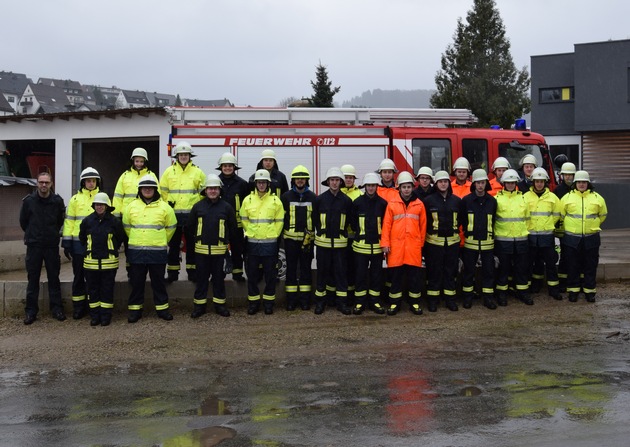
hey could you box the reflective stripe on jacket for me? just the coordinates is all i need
[112,168,158,217]
[159,162,206,215]
[494,189,530,241]
[351,193,388,255]
[123,196,177,264]
[380,194,426,267]
[561,188,607,237]
[240,190,284,242]
[62,187,99,250]
[524,187,561,239]
[460,192,497,251]
[423,191,461,247]
[313,189,353,249]
[79,211,126,270]
[281,188,316,242]
[188,197,237,256]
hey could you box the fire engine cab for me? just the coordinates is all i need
[166,107,555,191]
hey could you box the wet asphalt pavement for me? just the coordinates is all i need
[2,339,630,447]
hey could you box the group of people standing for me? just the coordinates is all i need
[19,144,607,325]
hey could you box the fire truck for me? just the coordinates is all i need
[166,107,555,191]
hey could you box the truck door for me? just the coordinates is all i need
[410,138,453,174]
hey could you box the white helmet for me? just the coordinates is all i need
[259,149,276,161]
[433,170,451,183]
[91,192,111,207]
[130,147,148,161]
[573,170,591,183]
[452,157,471,172]
[321,167,344,185]
[415,166,433,179]
[471,169,489,183]
[531,167,550,181]
[340,164,358,178]
[204,173,223,188]
[519,154,538,167]
[80,167,100,180]
[377,158,398,173]
[172,141,194,157]
[138,174,159,189]
[500,169,521,183]
[254,169,271,182]
[396,171,415,186]
[216,152,240,169]
[560,162,577,175]
[361,172,381,187]
[491,157,511,171]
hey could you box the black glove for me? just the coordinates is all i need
[168,201,175,208]
[224,252,233,274]
[63,248,72,261]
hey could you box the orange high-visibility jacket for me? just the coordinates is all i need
[380,194,426,267]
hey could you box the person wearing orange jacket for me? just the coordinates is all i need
[489,157,511,197]
[450,157,472,198]
[376,158,399,203]
[380,171,427,316]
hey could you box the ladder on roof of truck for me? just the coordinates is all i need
[166,107,478,127]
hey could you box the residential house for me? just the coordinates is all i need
[145,92,177,107]
[19,83,73,114]
[38,78,84,105]
[0,71,33,113]
[0,94,14,116]
[83,85,121,109]
[116,90,150,108]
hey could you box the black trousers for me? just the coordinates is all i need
[388,264,422,302]
[245,254,278,301]
[167,224,196,275]
[194,254,227,305]
[496,241,529,293]
[529,245,560,291]
[230,227,245,276]
[25,245,63,316]
[71,253,87,303]
[85,269,117,315]
[354,252,384,305]
[461,248,495,298]
[315,247,347,302]
[424,243,459,301]
[564,241,599,294]
[128,263,169,312]
[284,239,313,301]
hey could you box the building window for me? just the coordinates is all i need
[8,96,15,103]
[540,87,574,103]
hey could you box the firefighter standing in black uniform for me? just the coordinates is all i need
[350,172,388,315]
[459,169,498,309]
[248,149,289,197]
[313,167,353,315]
[188,174,238,318]
[79,192,127,326]
[281,165,317,311]
[423,170,462,312]
[216,152,250,282]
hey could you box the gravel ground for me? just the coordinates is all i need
[2,281,630,371]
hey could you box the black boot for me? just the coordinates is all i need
[568,292,579,302]
[89,309,100,326]
[100,312,112,326]
[483,296,497,310]
[370,301,386,315]
[445,298,459,312]
[299,293,311,311]
[214,304,230,317]
[386,303,400,316]
[585,292,596,303]
[353,302,365,315]
[191,304,207,318]
[157,310,173,321]
[517,291,534,305]
[187,270,197,283]
[314,299,326,315]
[496,291,508,306]
[529,279,543,294]
[166,271,179,283]
[336,297,351,315]
[285,293,298,311]
[462,294,473,309]
[427,299,438,313]
[247,301,261,315]
[73,301,88,320]
[263,301,274,315]
[409,302,423,315]
[232,272,246,283]
[128,311,142,323]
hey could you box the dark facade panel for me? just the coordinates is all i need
[531,53,576,136]
[574,40,630,131]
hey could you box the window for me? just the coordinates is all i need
[412,138,451,174]
[462,139,488,171]
[8,96,15,103]
[540,87,574,103]
[498,143,545,172]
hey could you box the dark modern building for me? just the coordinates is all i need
[531,39,630,228]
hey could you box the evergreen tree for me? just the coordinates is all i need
[175,94,182,106]
[430,0,530,128]
[309,62,340,107]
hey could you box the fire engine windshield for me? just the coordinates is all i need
[499,143,546,171]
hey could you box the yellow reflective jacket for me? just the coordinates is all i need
[159,162,206,217]
[523,187,561,235]
[112,168,158,217]
[123,196,177,264]
[561,188,607,237]
[494,189,530,241]
[240,191,284,242]
[62,187,100,250]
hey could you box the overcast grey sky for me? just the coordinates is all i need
[3,0,629,106]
